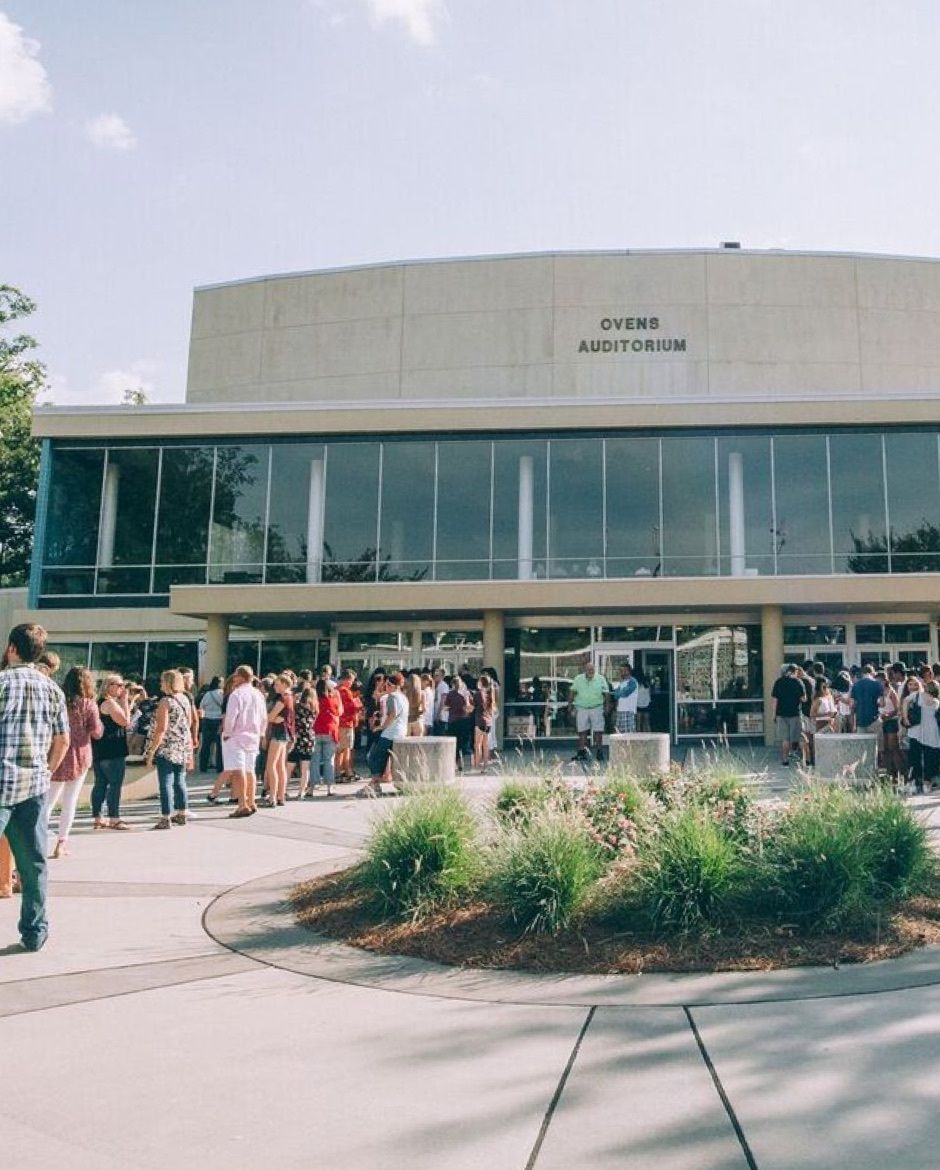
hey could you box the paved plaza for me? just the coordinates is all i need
[3,757,940,1170]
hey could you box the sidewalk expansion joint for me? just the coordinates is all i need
[684,1006,758,1170]
[524,1005,596,1170]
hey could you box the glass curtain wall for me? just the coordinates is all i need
[39,430,940,600]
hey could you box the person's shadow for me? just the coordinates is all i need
[0,942,29,956]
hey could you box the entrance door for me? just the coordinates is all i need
[856,644,931,669]
[594,643,673,738]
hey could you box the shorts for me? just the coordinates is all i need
[881,717,900,735]
[615,711,636,734]
[270,725,289,742]
[576,707,605,735]
[775,715,802,744]
[367,736,394,777]
[338,726,355,751]
[221,741,256,773]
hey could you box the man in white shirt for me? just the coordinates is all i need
[432,667,450,736]
[219,665,268,817]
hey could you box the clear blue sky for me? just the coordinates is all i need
[3,0,940,405]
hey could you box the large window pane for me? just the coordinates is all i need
[259,639,320,675]
[548,438,603,577]
[323,443,379,581]
[772,435,830,574]
[155,447,213,580]
[45,448,104,568]
[379,441,434,581]
[146,641,198,685]
[267,442,324,574]
[605,437,661,578]
[96,447,159,595]
[90,641,146,682]
[209,444,268,584]
[435,441,491,580]
[717,437,774,577]
[661,437,717,576]
[829,433,887,574]
[492,439,547,579]
[675,625,763,737]
[885,432,940,573]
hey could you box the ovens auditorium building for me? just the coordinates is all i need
[24,249,940,743]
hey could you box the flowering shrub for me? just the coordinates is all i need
[580,784,641,859]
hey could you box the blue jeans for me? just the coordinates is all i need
[0,795,48,947]
[312,736,336,784]
[155,757,188,816]
[91,756,126,819]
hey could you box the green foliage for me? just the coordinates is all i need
[0,285,44,587]
[358,787,480,920]
[632,807,747,933]
[580,776,647,859]
[766,787,874,929]
[848,787,932,899]
[493,778,557,827]
[490,807,603,935]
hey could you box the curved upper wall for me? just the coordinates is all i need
[186,250,940,405]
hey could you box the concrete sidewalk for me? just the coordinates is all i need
[2,769,940,1169]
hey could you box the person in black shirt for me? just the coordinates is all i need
[771,664,806,766]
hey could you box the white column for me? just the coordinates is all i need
[517,455,534,580]
[204,615,229,685]
[306,458,325,584]
[728,451,746,576]
[97,463,120,569]
[483,610,506,747]
[761,605,784,748]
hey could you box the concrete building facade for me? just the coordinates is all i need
[25,249,940,743]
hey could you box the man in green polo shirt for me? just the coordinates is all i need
[569,661,610,760]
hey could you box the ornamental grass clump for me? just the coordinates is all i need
[632,806,748,934]
[766,786,872,930]
[490,806,604,935]
[848,787,933,900]
[358,787,481,921]
[493,778,557,828]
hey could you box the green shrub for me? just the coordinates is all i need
[358,787,480,920]
[580,777,647,859]
[849,787,932,899]
[767,787,871,929]
[493,779,554,828]
[633,807,747,933]
[490,807,603,934]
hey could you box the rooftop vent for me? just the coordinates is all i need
[720,241,741,249]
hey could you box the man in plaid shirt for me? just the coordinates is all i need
[0,624,69,951]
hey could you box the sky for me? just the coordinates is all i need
[3,0,940,406]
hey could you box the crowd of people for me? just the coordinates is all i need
[0,620,509,950]
[771,658,940,789]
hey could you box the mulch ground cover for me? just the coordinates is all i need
[290,865,940,975]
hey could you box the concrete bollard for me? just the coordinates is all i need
[813,733,878,783]
[608,733,671,775]
[390,737,457,786]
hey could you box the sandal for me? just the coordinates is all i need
[93,818,108,830]
[108,820,131,830]
[229,807,252,818]
[153,817,171,830]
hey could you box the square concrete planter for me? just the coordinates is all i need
[608,733,671,775]
[814,733,878,783]
[390,737,457,785]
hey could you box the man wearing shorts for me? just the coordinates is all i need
[220,665,268,817]
[569,661,610,760]
[771,663,806,766]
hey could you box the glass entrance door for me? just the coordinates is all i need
[593,643,673,738]
[856,644,931,669]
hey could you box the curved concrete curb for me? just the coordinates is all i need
[204,856,940,1008]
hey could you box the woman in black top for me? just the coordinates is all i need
[91,674,132,829]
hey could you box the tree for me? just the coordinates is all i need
[122,386,148,406]
[0,286,44,587]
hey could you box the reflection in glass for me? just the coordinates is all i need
[260,640,320,675]
[829,433,886,574]
[605,437,660,577]
[45,448,104,566]
[773,435,831,574]
[885,432,940,573]
[717,437,773,577]
[661,437,717,576]
[209,444,268,584]
[436,441,491,579]
[90,641,146,681]
[548,438,603,577]
[492,440,547,579]
[379,442,434,580]
[267,443,324,575]
[155,447,213,569]
[322,443,379,581]
[675,625,763,736]
[145,641,199,684]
